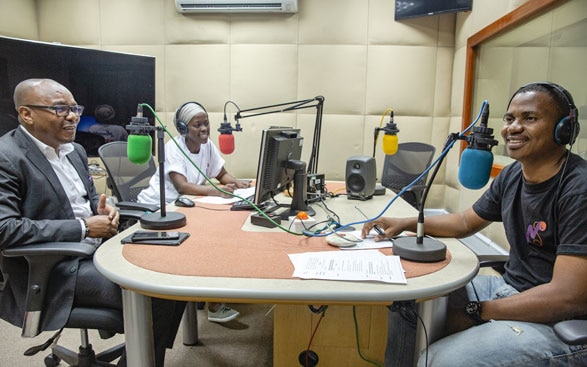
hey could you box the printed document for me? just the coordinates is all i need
[289,250,407,284]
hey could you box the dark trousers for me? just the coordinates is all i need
[75,259,186,367]
[385,301,417,367]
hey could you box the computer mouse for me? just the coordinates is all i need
[174,197,195,208]
[326,232,362,248]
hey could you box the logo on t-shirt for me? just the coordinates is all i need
[526,221,547,247]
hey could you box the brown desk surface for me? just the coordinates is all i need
[122,202,451,280]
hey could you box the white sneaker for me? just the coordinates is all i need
[207,304,240,323]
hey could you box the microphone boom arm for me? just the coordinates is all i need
[232,96,325,174]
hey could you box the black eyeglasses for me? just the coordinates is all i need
[24,104,84,117]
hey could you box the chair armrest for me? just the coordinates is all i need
[2,242,96,258]
[478,254,509,274]
[404,184,427,193]
[119,209,149,221]
[116,201,159,213]
[553,320,587,345]
[478,254,509,267]
[2,242,95,337]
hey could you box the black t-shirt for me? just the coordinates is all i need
[473,153,587,292]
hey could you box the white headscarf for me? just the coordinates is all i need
[176,102,206,126]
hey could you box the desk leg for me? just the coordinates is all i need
[122,289,155,367]
[182,301,199,345]
[415,297,447,363]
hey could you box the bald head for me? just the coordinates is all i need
[13,78,79,150]
[14,78,70,110]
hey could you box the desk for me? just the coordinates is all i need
[94,187,479,366]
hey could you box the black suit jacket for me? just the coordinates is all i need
[0,127,100,330]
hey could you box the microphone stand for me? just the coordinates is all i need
[391,133,460,262]
[129,124,186,230]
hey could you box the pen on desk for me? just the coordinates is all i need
[354,206,385,236]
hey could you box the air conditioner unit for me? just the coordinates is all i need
[175,0,298,13]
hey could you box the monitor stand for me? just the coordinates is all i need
[277,168,315,220]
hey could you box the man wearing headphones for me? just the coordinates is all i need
[138,101,248,323]
[363,82,587,367]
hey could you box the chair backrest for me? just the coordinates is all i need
[380,142,436,208]
[98,141,156,202]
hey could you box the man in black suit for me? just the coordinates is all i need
[0,78,185,366]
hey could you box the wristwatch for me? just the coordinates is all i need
[465,301,485,325]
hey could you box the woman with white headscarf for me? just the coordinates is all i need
[138,102,249,204]
[138,102,248,323]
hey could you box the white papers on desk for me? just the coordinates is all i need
[194,186,256,204]
[289,250,407,284]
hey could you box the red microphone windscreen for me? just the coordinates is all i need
[218,133,235,154]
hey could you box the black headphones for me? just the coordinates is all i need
[509,82,580,146]
[174,101,208,135]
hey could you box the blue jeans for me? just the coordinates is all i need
[386,275,587,367]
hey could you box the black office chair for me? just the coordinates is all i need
[98,141,159,224]
[98,141,200,346]
[98,141,155,204]
[1,242,125,367]
[554,320,587,345]
[380,142,436,209]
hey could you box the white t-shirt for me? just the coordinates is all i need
[137,136,225,205]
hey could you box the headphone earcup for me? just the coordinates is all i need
[176,120,188,135]
[554,116,574,145]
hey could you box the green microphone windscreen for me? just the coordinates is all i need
[127,134,152,164]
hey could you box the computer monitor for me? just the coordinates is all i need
[254,127,315,219]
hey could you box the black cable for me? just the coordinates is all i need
[552,149,571,247]
[416,311,430,367]
[308,305,327,314]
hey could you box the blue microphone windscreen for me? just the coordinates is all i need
[127,134,152,165]
[459,148,493,190]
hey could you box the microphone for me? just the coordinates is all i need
[381,111,399,155]
[126,104,153,164]
[458,102,498,189]
[218,119,235,155]
[218,102,242,155]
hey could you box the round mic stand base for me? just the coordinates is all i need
[140,212,187,230]
[392,236,447,262]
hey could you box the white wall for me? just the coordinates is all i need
[0,0,531,246]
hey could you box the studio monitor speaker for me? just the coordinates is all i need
[345,156,376,200]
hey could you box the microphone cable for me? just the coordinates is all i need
[373,108,394,157]
[302,100,488,238]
